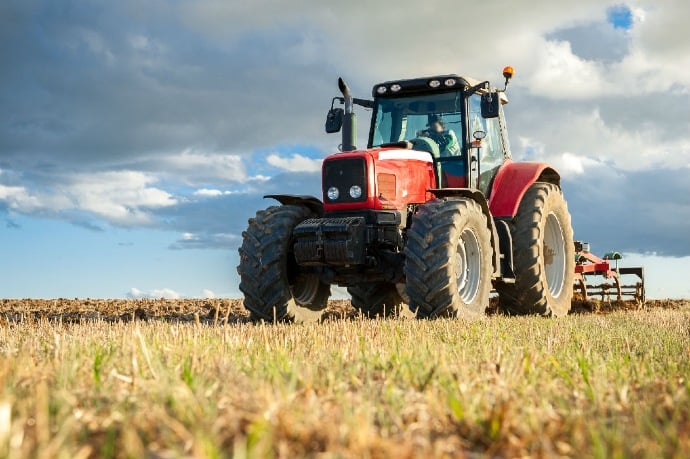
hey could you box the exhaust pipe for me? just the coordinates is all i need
[338,77,356,151]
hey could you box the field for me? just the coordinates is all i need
[0,299,688,458]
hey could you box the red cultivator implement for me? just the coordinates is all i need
[573,241,645,303]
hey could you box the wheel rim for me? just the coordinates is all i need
[543,212,566,298]
[290,274,321,305]
[456,228,481,304]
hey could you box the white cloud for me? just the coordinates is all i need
[193,188,223,197]
[552,152,602,177]
[529,40,609,99]
[68,171,176,224]
[266,153,322,172]
[163,150,248,184]
[512,106,690,173]
[0,170,176,225]
[192,188,239,197]
[530,2,690,98]
[127,287,181,299]
[630,6,647,24]
[201,289,216,299]
[0,184,47,212]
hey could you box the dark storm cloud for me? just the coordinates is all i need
[563,167,690,256]
[0,2,340,171]
[547,21,630,62]
[595,92,690,140]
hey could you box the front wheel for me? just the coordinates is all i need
[496,183,574,316]
[238,205,330,323]
[404,198,493,319]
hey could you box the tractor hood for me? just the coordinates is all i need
[322,148,436,213]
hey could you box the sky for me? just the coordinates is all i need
[1,1,689,300]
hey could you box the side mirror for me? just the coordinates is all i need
[480,93,500,119]
[325,107,344,133]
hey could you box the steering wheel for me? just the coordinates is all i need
[409,137,440,158]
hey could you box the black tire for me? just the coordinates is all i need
[348,282,404,318]
[404,198,493,319]
[237,205,330,323]
[495,183,574,316]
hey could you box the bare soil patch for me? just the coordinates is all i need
[0,298,686,323]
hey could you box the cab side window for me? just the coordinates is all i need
[469,94,506,194]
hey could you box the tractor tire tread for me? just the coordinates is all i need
[404,198,492,319]
[495,183,574,316]
[347,283,404,318]
[238,205,329,322]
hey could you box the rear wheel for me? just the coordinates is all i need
[238,205,330,322]
[404,198,493,319]
[348,282,404,318]
[496,183,574,316]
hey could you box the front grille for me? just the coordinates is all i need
[323,158,367,203]
[293,217,366,266]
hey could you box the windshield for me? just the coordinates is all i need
[369,91,464,154]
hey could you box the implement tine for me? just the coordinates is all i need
[618,266,645,303]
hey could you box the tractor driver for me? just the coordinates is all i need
[418,114,460,157]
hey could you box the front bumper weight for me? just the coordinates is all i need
[293,217,366,266]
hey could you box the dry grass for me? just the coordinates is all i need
[0,299,688,458]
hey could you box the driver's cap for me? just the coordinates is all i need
[427,114,444,126]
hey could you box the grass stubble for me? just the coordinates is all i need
[0,299,688,458]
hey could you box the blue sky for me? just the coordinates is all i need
[608,5,634,29]
[1,1,689,299]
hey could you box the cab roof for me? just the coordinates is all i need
[372,74,508,104]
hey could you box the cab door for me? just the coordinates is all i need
[468,94,510,195]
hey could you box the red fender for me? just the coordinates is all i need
[488,160,560,218]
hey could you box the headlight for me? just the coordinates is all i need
[444,78,457,87]
[428,79,441,88]
[376,86,387,94]
[349,185,362,199]
[390,84,401,92]
[327,186,339,200]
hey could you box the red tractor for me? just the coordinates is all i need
[238,68,575,321]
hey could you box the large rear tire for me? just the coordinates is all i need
[348,282,404,318]
[496,183,574,316]
[404,198,493,319]
[238,205,330,323]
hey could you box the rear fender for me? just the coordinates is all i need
[264,194,325,217]
[488,161,560,218]
[429,188,500,277]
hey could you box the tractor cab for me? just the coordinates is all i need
[368,75,512,196]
